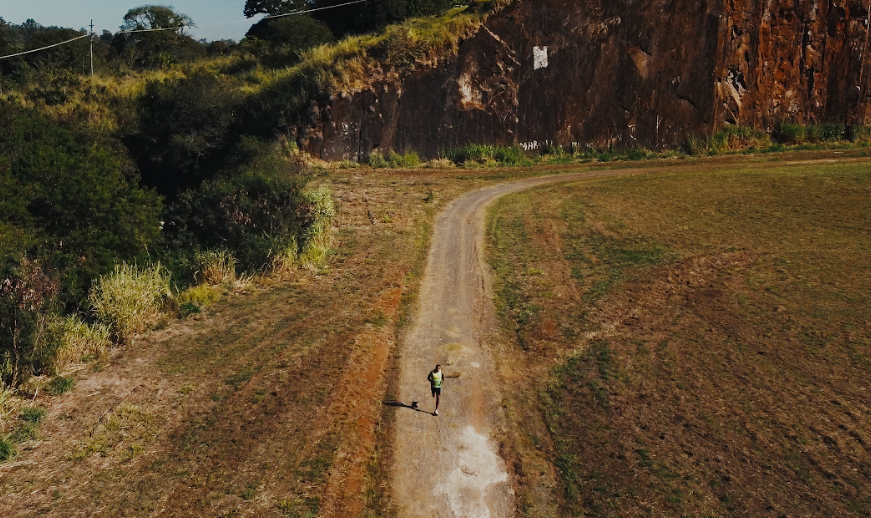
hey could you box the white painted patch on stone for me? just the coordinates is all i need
[458,72,474,103]
[471,362,481,368]
[436,426,510,518]
[533,46,548,70]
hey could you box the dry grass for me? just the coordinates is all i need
[196,249,238,286]
[487,161,871,516]
[89,263,171,343]
[51,315,112,372]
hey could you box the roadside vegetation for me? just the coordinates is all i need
[487,161,871,516]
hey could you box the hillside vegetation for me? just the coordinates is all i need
[487,162,871,516]
[0,1,500,399]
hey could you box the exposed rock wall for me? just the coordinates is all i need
[303,0,871,160]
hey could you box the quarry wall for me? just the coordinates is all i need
[303,0,871,159]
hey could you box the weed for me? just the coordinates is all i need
[178,301,201,317]
[270,236,300,275]
[226,366,255,388]
[46,376,75,396]
[0,439,15,462]
[21,407,46,423]
[177,284,220,311]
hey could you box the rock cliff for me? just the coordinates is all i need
[302,0,871,159]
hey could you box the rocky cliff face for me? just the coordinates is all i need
[302,0,871,159]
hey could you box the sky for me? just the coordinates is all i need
[0,1,265,42]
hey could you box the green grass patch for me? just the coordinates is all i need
[46,376,75,396]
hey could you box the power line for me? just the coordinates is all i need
[0,0,370,61]
[0,34,89,61]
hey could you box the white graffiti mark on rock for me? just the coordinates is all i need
[533,46,548,70]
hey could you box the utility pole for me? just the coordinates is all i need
[89,19,94,77]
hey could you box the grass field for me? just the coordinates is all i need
[487,161,871,516]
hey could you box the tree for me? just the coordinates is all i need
[128,73,245,195]
[121,5,193,32]
[244,0,310,18]
[113,5,200,68]
[244,16,334,66]
[0,103,163,308]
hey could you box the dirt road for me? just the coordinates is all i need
[391,169,642,517]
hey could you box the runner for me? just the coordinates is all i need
[427,364,443,416]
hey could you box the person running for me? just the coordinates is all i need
[427,364,443,416]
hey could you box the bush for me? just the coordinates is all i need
[0,258,59,387]
[443,144,523,165]
[51,315,111,370]
[776,123,806,144]
[710,125,770,152]
[89,263,170,342]
[162,172,311,272]
[129,74,246,196]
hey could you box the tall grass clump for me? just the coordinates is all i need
[443,144,524,165]
[269,236,299,275]
[299,187,336,270]
[367,150,421,168]
[51,315,112,370]
[89,263,171,342]
[196,249,237,285]
[776,122,846,144]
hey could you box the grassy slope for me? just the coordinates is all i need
[487,162,871,516]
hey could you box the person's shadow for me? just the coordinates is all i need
[384,400,429,413]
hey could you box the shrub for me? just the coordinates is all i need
[130,73,246,196]
[443,144,523,165]
[367,151,390,168]
[0,258,59,387]
[776,123,807,144]
[51,315,112,371]
[196,249,237,285]
[162,172,311,272]
[387,151,421,168]
[299,187,336,270]
[710,125,770,152]
[89,263,170,342]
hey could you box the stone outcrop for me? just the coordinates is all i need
[302,0,871,159]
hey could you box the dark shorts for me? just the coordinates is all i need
[431,387,442,396]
